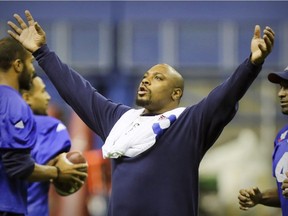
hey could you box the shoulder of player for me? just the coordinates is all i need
[35,115,67,132]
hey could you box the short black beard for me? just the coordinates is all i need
[19,64,31,90]
[135,98,151,107]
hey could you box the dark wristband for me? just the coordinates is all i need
[55,166,60,180]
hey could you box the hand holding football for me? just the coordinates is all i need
[53,151,88,196]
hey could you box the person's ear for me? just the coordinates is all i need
[12,59,24,73]
[171,88,182,101]
[22,91,31,105]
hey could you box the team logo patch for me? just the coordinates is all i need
[56,123,67,132]
[278,130,288,142]
[152,114,176,138]
[14,120,24,129]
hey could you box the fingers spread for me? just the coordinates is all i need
[74,163,88,170]
[7,30,19,41]
[72,176,85,185]
[13,13,27,29]
[7,21,22,34]
[25,10,35,26]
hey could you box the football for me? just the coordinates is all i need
[53,151,88,196]
[66,151,87,164]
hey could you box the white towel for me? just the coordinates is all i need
[102,107,185,158]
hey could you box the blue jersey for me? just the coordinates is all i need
[0,85,37,214]
[34,45,262,216]
[27,115,71,216]
[272,125,288,216]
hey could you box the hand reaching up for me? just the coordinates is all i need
[7,10,46,53]
[250,25,275,65]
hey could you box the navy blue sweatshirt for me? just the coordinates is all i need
[34,45,262,216]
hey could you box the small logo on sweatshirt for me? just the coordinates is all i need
[15,120,24,129]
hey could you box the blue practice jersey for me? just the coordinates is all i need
[27,115,71,216]
[0,85,37,214]
[273,125,288,216]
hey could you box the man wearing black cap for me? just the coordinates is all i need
[238,67,288,216]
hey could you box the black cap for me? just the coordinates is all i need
[268,66,288,84]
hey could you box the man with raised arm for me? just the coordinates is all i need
[8,10,274,216]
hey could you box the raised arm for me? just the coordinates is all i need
[195,25,274,153]
[206,24,274,108]
[7,10,131,139]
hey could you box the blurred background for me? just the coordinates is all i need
[1,1,288,215]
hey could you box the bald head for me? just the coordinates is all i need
[136,63,184,114]
[161,63,184,94]
[149,63,184,100]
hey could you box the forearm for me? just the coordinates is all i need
[2,150,58,181]
[33,45,94,109]
[1,149,35,179]
[215,57,262,104]
[203,57,262,124]
[28,163,58,181]
[200,58,262,147]
[32,45,128,137]
[259,188,281,207]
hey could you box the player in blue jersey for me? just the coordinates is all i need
[0,37,87,216]
[238,67,288,216]
[21,76,83,216]
[8,10,274,216]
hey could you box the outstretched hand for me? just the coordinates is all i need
[250,25,275,65]
[7,10,46,53]
[238,187,262,210]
